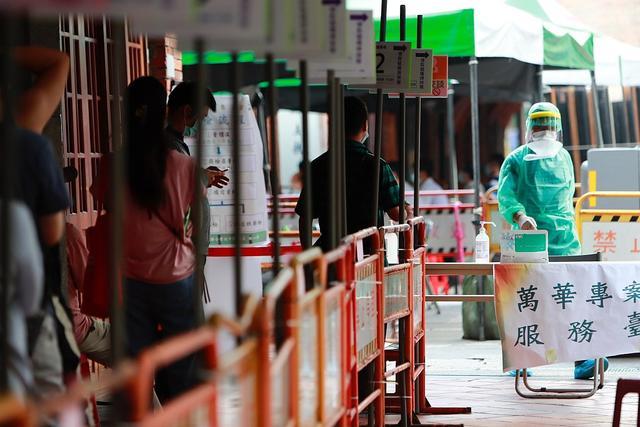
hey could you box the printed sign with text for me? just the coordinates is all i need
[495,262,640,371]
[374,42,411,89]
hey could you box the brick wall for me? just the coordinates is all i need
[149,34,183,92]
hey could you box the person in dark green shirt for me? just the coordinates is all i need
[296,96,412,251]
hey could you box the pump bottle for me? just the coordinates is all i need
[475,221,496,263]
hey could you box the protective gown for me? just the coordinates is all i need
[497,144,581,256]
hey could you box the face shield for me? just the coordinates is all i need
[524,103,564,161]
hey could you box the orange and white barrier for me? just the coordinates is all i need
[261,267,298,426]
[378,223,413,416]
[128,328,218,426]
[342,227,385,426]
[408,217,428,414]
[0,395,33,426]
[10,218,473,426]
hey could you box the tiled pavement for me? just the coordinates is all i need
[410,302,640,426]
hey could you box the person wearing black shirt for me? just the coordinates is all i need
[296,96,412,251]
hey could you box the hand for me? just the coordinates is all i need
[404,204,414,219]
[206,166,229,188]
[516,213,537,230]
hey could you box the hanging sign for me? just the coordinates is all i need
[319,0,347,59]
[292,9,374,84]
[372,41,411,89]
[266,0,324,58]
[395,54,448,98]
[389,49,438,98]
[409,49,433,92]
[495,262,640,371]
[172,0,268,46]
[425,55,449,98]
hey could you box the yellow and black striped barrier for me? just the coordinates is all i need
[575,192,640,238]
[578,212,640,224]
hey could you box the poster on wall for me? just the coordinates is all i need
[186,94,268,246]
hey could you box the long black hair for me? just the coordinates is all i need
[125,76,168,211]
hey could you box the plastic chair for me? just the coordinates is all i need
[515,253,606,399]
[612,378,640,426]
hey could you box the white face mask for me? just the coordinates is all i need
[526,140,562,161]
[360,131,369,144]
[531,130,557,141]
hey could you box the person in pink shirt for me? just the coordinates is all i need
[64,166,111,367]
[121,76,202,403]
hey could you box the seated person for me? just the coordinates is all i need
[64,167,110,366]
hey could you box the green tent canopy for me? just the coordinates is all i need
[353,0,595,70]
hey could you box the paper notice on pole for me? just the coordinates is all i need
[351,41,411,91]
[375,42,411,89]
[266,0,324,58]
[409,49,433,92]
[107,0,181,30]
[186,95,268,246]
[318,0,347,59]
[289,9,374,84]
[122,0,268,45]
[388,54,447,98]
[26,0,108,15]
[425,55,448,98]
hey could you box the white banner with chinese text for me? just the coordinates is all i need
[495,262,640,371]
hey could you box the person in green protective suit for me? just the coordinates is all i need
[498,102,580,256]
[498,102,607,380]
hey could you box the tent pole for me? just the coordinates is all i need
[447,85,458,192]
[469,56,485,341]
[537,64,545,102]
[397,7,410,427]
[327,69,337,249]
[334,77,343,243]
[369,1,386,424]
[300,61,312,249]
[399,5,407,226]
[371,0,387,228]
[232,52,243,317]
[255,90,272,195]
[109,20,127,365]
[469,57,481,214]
[193,38,206,324]
[413,15,423,217]
[267,54,281,275]
[0,12,17,392]
[590,70,605,148]
[619,56,629,145]
[339,82,347,240]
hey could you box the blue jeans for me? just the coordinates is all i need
[125,274,199,403]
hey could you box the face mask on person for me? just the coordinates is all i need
[183,120,198,138]
[360,131,369,144]
[525,130,562,161]
[531,130,557,141]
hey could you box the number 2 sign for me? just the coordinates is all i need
[374,42,410,89]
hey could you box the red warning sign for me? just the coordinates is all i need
[427,55,448,98]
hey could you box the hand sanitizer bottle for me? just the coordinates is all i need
[475,221,496,263]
